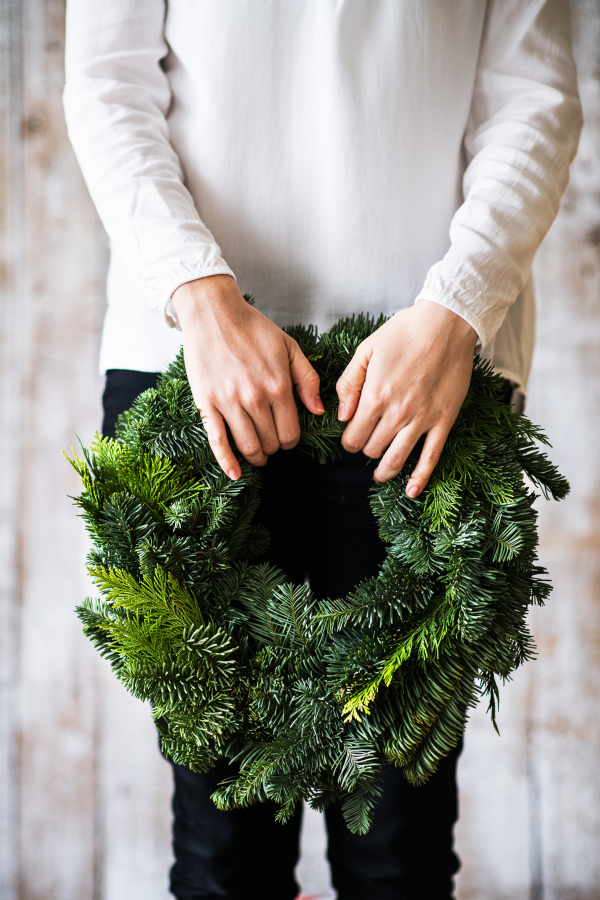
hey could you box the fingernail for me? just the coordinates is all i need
[228,468,240,480]
[338,403,346,420]
[315,395,325,413]
[407,483,420,498]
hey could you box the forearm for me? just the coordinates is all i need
[418,0,583,350]
[63,0,233,322]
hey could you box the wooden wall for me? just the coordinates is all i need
[0,1,598,898]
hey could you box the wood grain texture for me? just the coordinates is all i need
[0,1,598,898]
[0,0,24,896]
[16,0,102,895]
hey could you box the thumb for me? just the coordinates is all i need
[287,339,324,415]
[336,342,371,421]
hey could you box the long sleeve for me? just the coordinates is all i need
[63,0,234,327]
[418,0,583,349]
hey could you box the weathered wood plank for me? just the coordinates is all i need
[100,675,172,900]
[295,804,335,900]
[0,0,25,896]
[12,2,176,896]
[15,0,104,894]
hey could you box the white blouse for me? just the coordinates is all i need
[64,0,582,388]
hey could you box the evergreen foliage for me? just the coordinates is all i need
[68,311,568,834]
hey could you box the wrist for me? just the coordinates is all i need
[172,274,243,327]
[415,298,479,351]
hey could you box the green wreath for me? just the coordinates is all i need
[69,312,568,834]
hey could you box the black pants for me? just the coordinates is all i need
[103,369,462,900]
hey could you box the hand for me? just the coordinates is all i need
[337,300,478,494]
[172,275,324,479]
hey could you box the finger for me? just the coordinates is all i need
[336,341,372,422]
[404,423,449,497]
[201,406,242,480]
[287,339,324,415]
[373,423,423,484]
[244,398,281,456]
[271,390,302,450]
[341,396,381,454]
[361,414,404,460]
[223,406,268,468]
